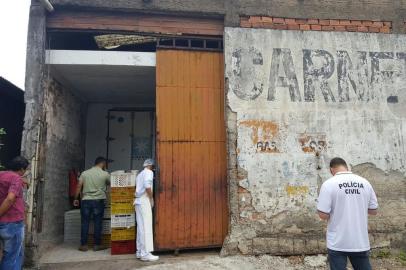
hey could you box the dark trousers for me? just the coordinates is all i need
[328,249,372,270]
[80,199,105,246]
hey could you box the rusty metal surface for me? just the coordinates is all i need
[155,50,227,250]
[47,11,224,36]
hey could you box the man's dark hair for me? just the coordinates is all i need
[329,157,348,169]
[7,156,29,171]
[94,156,107,165]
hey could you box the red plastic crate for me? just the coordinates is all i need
[111,240,136,255]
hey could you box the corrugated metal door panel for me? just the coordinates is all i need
[155,50,228,250]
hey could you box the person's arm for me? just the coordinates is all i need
[368,184,378,215]
[22,177,30,188]
[317,182,332,221]
[368,209,378,215]
[146,188,153,200]
[0,192,17,217]
[73,179,84,206]
[318,211,330,220]
[145,171,154,207]
[0,176,22,216]
[106,172,111,186]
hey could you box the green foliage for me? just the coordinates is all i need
[398,250,406,266]
[373,248,391,259]
[372,249,406,266]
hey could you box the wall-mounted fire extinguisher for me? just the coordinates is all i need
[69,169,80,208]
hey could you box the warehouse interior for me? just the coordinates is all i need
[46,49,156,171]
[39,33,158,256]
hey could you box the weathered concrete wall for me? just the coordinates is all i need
[49,0,406,32]
[223,27,406,255]
[22,3,46,160]
[23,3,47,265]
[39,77,86,246]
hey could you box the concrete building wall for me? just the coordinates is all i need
[223,27,406,255]
[40,78,86,245]
[49,0,406,32]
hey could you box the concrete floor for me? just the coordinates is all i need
[39,243,220,269]
[40,243,133,264]
[37,244,406,270]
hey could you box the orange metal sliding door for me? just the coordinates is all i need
[155,50,228,249]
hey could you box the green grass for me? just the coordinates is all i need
[371,249,406,266]
[374,248,391,259]
[398,250,406,266]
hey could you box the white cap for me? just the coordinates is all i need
[143,159,155,167]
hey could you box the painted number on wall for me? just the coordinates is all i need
[298,133,327,153]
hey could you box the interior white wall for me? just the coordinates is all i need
[85,103,153,172]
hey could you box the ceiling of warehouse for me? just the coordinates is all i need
[46,50,156,105]
[50,64,156,105]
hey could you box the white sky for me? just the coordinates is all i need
[0,1,31,90]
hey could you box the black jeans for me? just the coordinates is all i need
[328,249,372,270]
[80,199,105,246]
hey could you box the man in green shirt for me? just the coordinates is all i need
[73,157,110,251]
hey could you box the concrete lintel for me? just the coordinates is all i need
[45,50,156,67]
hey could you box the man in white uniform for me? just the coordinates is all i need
[317,157,378,270]
[134,159,159,262]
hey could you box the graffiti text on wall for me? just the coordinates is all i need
[239,120,280,153]
[232,48,406,102]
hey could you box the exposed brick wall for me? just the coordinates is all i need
[241,16,392,33]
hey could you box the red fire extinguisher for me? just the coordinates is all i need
[69,169,79,208]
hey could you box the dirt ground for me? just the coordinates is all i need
[35,252,406,270]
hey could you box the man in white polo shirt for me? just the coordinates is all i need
[317,157,378,270]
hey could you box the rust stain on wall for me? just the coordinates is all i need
[298,133,327,153]
[285,185,309,196]
[239,120,280,153]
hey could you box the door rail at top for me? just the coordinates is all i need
[157,37,223,52]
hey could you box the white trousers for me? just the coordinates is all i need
[136,195,153,256]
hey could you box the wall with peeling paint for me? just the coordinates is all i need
[222,27,406,255]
